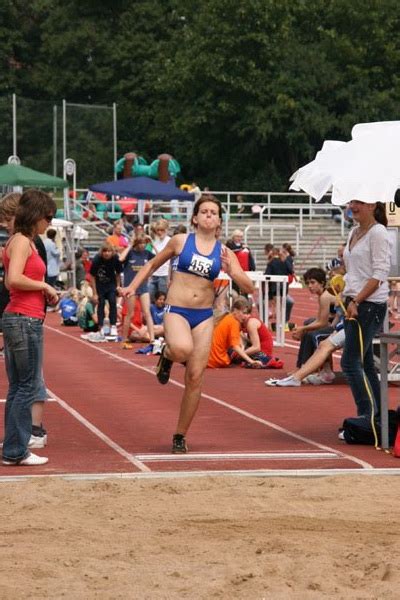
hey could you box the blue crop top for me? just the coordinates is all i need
[172,233,222,282]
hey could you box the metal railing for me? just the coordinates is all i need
[244,224,300,255]
[216,271,288,346]
[73,189,346,238]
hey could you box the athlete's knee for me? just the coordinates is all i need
[168,342,192,363]
[185,367,204,388]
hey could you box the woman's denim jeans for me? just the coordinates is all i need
[341,301,387,417]
[2,313,44,462]
[149,276,168,302]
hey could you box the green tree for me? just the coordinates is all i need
[3,0,400,189]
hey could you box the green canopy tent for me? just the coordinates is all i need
[0,163,68,188]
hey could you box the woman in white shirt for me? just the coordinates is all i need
[341,201,390,418]
[149,219,171,300]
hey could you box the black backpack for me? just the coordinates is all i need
[341,410,398,446]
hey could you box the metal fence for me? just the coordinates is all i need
[0,94,117,188]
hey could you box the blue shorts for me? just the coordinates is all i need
[164,305,213,329]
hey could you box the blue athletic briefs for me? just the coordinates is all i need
[164,305,213,329]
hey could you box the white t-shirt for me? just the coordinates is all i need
[343,223,391,303]
[152,235,171,277]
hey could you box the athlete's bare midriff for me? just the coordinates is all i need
[166,271,215,308]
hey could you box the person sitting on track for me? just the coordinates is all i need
[119,194,255,454]
[239,300,277,367]
[207,297,264,369]
[292,268,336,368]
[150,291,166,338]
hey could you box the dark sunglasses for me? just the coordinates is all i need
[44,215,54,223]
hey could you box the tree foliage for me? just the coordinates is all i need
[1,0,400,188]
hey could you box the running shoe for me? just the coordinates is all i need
[156,346,173,384]
[87,332,107,343]
[265,375,301,387]
[28,434,46,449]
[32,424,47,440]
[2,452,49,466]
[172,434,188,454]
[110,325,118,337]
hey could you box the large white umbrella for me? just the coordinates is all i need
[289,121,400,205]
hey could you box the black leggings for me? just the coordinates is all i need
[97,288,117,327]
[296,326,333,368]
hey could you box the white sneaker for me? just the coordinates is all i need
[28,434,47,449]
[110,325,118,337]
[265,376,301,387]
[87,332,107,343]
[305,373,334,385]
[304,374,323,385]
[3,452,49,466]
[338,430,345,440]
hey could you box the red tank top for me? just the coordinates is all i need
[3,238,46,319]
[256,319,273,356]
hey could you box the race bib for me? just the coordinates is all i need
[187,253,214,278]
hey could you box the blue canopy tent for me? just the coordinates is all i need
[89,176,194,201]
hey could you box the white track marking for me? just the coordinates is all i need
[47,389,150,472]
[0,398,55,403]
[45,325,373,470]
[1,467,400,484]
[136,452,338,462]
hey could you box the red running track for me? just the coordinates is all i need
[0,290,399,479]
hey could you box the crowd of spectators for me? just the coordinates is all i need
[0,188,394,460]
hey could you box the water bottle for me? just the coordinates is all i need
[102,317,111,336]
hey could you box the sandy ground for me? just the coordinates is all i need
[1,474,400,599]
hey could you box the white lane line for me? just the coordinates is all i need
[0,398,56,403]
[1,467,400,484]
[44,325,373,470]
[47,389,150,473]
[136,452,338,462]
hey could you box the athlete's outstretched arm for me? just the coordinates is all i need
[119,235,181,297]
